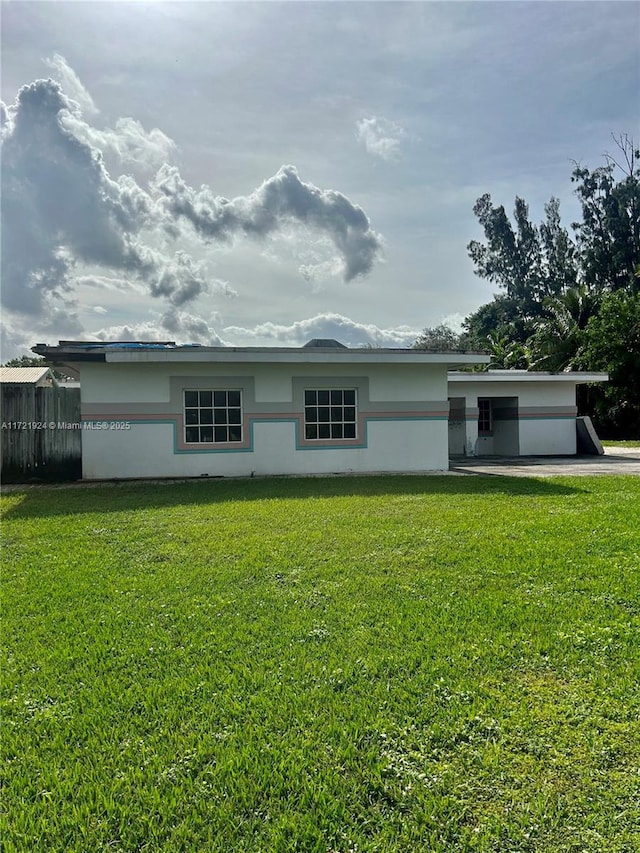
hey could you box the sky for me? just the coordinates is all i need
[1,1,638,359]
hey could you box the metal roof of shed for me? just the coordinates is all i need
[0,367,55,385]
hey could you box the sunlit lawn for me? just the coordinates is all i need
[602,440,640,448]
[2,475,639,852]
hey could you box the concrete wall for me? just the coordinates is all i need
[448,379,579,457]
[80,361,450,479]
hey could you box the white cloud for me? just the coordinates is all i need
[153,163,384,281]
[43,53,98,116]
[62,114,177,173]
[440,312,466,333]
[94,309,227,346]
[223,313,419,348]
[356,116,406,161]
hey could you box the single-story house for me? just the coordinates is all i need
[32,340,607,480]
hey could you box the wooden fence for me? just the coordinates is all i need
[1,385,82,482]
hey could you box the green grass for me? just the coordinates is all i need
[603,440,640,448]
[2,475,639,852]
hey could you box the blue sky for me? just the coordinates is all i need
[1,1,638,358]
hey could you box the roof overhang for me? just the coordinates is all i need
[448,369,609,384]
[33,342,490,370]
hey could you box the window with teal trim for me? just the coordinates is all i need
[304,389,357,440]
[184,390,242,443]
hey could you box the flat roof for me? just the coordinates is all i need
[32,341,490,369]
[448,369,608,384]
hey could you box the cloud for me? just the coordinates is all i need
[94,309,227,346]
[0,78,208,318]
[356,116,406,160]
[223,313,419,348]
[43,53,98,117]
[63,114,177,173]
[1,59,384,358]
[153,164,384,281]
[440,312,465,333]
[1,101,14,140]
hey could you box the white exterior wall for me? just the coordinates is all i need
[80,361,450,479]
[517,418,577,456]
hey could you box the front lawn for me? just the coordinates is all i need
[2,475,639,852]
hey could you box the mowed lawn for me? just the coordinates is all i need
[2,475,639,853]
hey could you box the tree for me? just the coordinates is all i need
[484,333,530,370]
[463,294,532,349]
[582,289,640,437]
[539,197,579,294]
[2,355,49,368]
[412,324,469,351]
[467,194,577,332]
[571,134,640,293]
[529,284,600,372]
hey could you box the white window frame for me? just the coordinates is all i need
[304,388,357,441]
[183,389,243,444]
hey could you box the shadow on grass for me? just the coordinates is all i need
[2,473,584,519]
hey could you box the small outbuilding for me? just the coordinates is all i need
[0,366,58,387]
[448,370,608,457]
[1,365,81,482]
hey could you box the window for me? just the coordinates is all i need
[478,398,492,435]
[184,390,242,443]
[304,389,357,440]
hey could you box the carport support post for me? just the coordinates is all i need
[465,403,479,456]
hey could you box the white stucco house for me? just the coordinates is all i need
[33,340,607,480]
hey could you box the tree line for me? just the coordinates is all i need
[414,134,640,438]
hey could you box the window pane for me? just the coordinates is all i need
[331,423,343,439]
[228,408,241,424]
[200,426,214,443]
[318,407,330,422]
[344,406,356,422]
[214,391,227,407]
[331,407,342,421]
[185,391,198,407]
[185,408,199,425]
[317,390,329,405]
[199,391,212,407]
[305,424,317,440]
[305,390,316,405]
[344,423,356,439]
[227,390,241,407]
[214,426,228,442]
[344,390,355,405]
[331,390,342,405]
[318,424,330,439]
[305,407,317,422]
[186,426,199,442]
[214,409,228,425]
[200,408,214,424]
[228,426,242,442]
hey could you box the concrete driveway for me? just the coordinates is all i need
[450,447,640,477]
